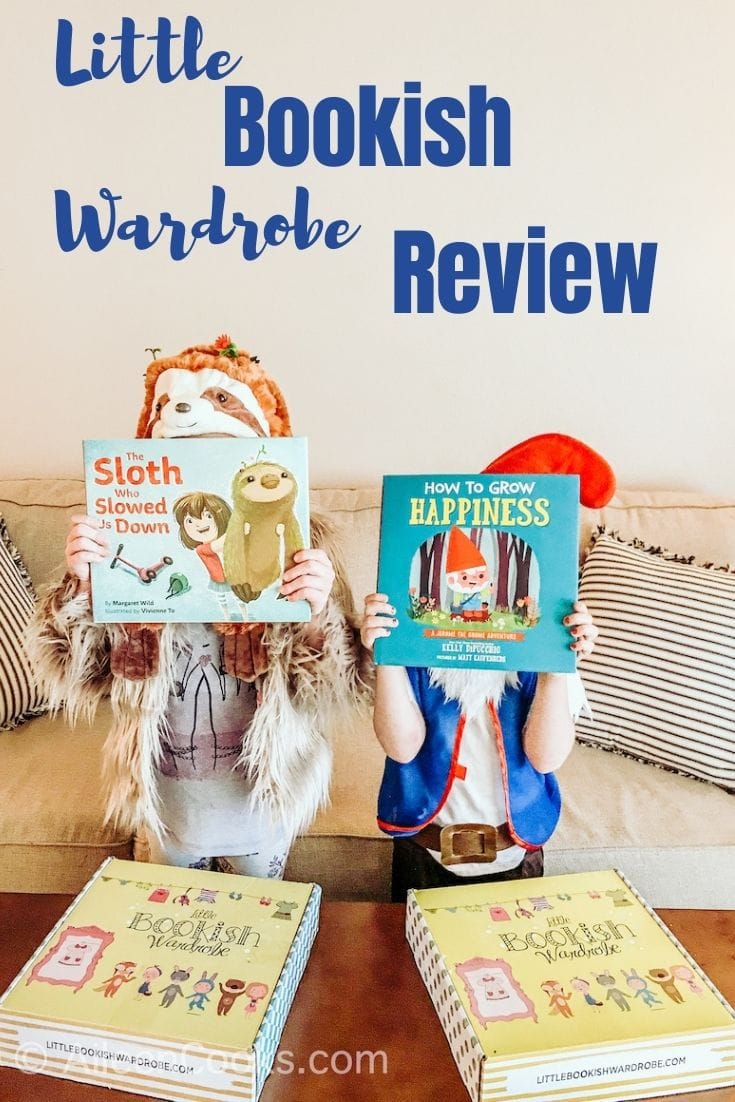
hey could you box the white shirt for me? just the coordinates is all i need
[155,625,285,854]
[431,705,527,876]
[428,672,590,877]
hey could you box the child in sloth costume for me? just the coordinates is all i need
[27,337,370,876]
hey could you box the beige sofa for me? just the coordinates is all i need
[1,479,733,907]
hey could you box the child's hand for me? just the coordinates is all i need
[361,593,398,651]
[66,514,110,591]
[280,549,335,615]
[564,600,598,660]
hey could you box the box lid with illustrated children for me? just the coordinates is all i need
[0,858,321,1102]
[375,472,579,671]
[83,438,311,624]
[406,869,735,1102]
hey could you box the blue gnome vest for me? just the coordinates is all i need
[377,668,561,849]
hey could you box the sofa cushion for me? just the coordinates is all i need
[0,515,46,730]
[580,490,735,565]
[0,479,86,590]
[0,702,134,892]
[548,742,735,909]
[576,531,735,790]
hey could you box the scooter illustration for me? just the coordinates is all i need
[110,544,174,584]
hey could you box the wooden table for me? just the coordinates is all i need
[0,896,733,1101]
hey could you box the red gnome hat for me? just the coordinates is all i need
[483,433,616,509]
[445,527,487,573]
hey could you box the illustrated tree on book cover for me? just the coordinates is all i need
[408,526,541,634]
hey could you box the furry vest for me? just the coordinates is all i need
[26,513,371,843]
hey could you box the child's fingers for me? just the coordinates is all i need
[287,586,318,603]
[364,594,395,617]
[570,627,598,657]
[70,550,106,563]
[563,598,598,657]
[67,550,106,579]
[569,625,599,645]
[68,523,109,546]
[281,572,332,598]
[70,514,104,527]
[360,623,393,650]
[67,534,110,558]
[288,586,331,613]
[564,609,594,629]
[567,621,597,642]
[363,613,398,632]
[282,558,333,585]
[360,603,398,651]
[292,548,330,566]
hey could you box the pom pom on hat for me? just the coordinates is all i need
[483,433,616,509]
[135,337,292,440]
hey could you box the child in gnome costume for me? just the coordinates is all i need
[28,337,369,877]
[362,435,614,902]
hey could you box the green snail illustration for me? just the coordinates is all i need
[166,572,191,599]
[223,461,304,604]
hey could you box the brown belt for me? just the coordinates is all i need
[411,822,515,867]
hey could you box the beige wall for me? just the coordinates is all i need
[3,2,732,494]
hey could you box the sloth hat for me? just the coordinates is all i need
[136,335,291,440]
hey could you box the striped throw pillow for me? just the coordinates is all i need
[0,515,46,730]
[576,530,735,791]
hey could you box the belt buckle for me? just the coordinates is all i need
[440,823,498,867]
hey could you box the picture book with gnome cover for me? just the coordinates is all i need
[83,438,310,624]
[0,858,321,1102]
[375,473,579,671]
[407,869,735,1102]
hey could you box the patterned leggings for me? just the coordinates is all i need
[147,834,289,880]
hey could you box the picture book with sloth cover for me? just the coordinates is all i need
[0,858,320,1102]
[375,473,579,671]
[83,438,310,624]
[407,869,735,1102]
